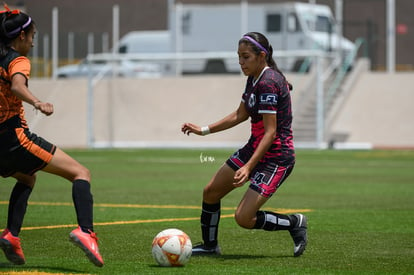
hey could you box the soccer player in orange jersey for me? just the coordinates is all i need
[0,4,103,267]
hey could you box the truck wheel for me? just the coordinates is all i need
[204,60,226,74]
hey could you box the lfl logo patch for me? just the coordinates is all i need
[260,93,278,105]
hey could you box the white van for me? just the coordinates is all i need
[118,31,171,54]
[117,30,174,75]
[118,2,355,74]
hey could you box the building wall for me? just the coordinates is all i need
[6,0,414,70]
[343,0,414,70]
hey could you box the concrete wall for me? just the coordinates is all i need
[25,72,414,149]
[331,72,414,148]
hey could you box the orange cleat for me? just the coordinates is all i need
[0,228,9,238]
[69,227,104,267]
[0,229,25,265]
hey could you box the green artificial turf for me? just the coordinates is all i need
[0,149,412,274]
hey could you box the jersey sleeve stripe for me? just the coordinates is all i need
[258,110,277,114]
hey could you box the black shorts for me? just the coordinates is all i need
[0,116,56,177]
[226,144,294,198]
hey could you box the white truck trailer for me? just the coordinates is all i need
[118,2,355,74]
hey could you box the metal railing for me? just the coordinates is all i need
[84,50,337,148]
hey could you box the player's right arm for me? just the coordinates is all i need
[11,73,54,116]
[182,102,249,136]
[207,102,249,133]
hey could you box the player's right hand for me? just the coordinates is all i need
[181,123,202,136]
[34,101,54,116]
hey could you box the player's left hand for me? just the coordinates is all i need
[233,166,250,187]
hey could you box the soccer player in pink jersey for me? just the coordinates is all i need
[182,32,307,257]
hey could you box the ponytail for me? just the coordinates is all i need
[239,32,293,91]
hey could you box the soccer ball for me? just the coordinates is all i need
[151,228,192,267]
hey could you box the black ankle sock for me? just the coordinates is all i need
[200,201,220,247]
[253,211,295,231]
[72,179,94,233]
[7,182,32,236]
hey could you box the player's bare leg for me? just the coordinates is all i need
[192,164,236,255]
[236,188,307,257]
[43,148,104,266]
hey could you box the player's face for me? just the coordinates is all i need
[238,42,266,78]
[15,27,35,57]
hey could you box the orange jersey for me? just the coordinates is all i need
[0,50,30,126]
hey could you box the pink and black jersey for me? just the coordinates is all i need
[241,67,295,165]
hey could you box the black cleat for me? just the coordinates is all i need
[192,243,221,256]
[289,214,308,257]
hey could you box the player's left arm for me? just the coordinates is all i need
[233,113,276,186]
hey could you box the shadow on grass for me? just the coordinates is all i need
[196,253,295,260]
[214,254,290,260]
[192,254,279,260]
[149,264,187,268]
[148,254,273,268]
